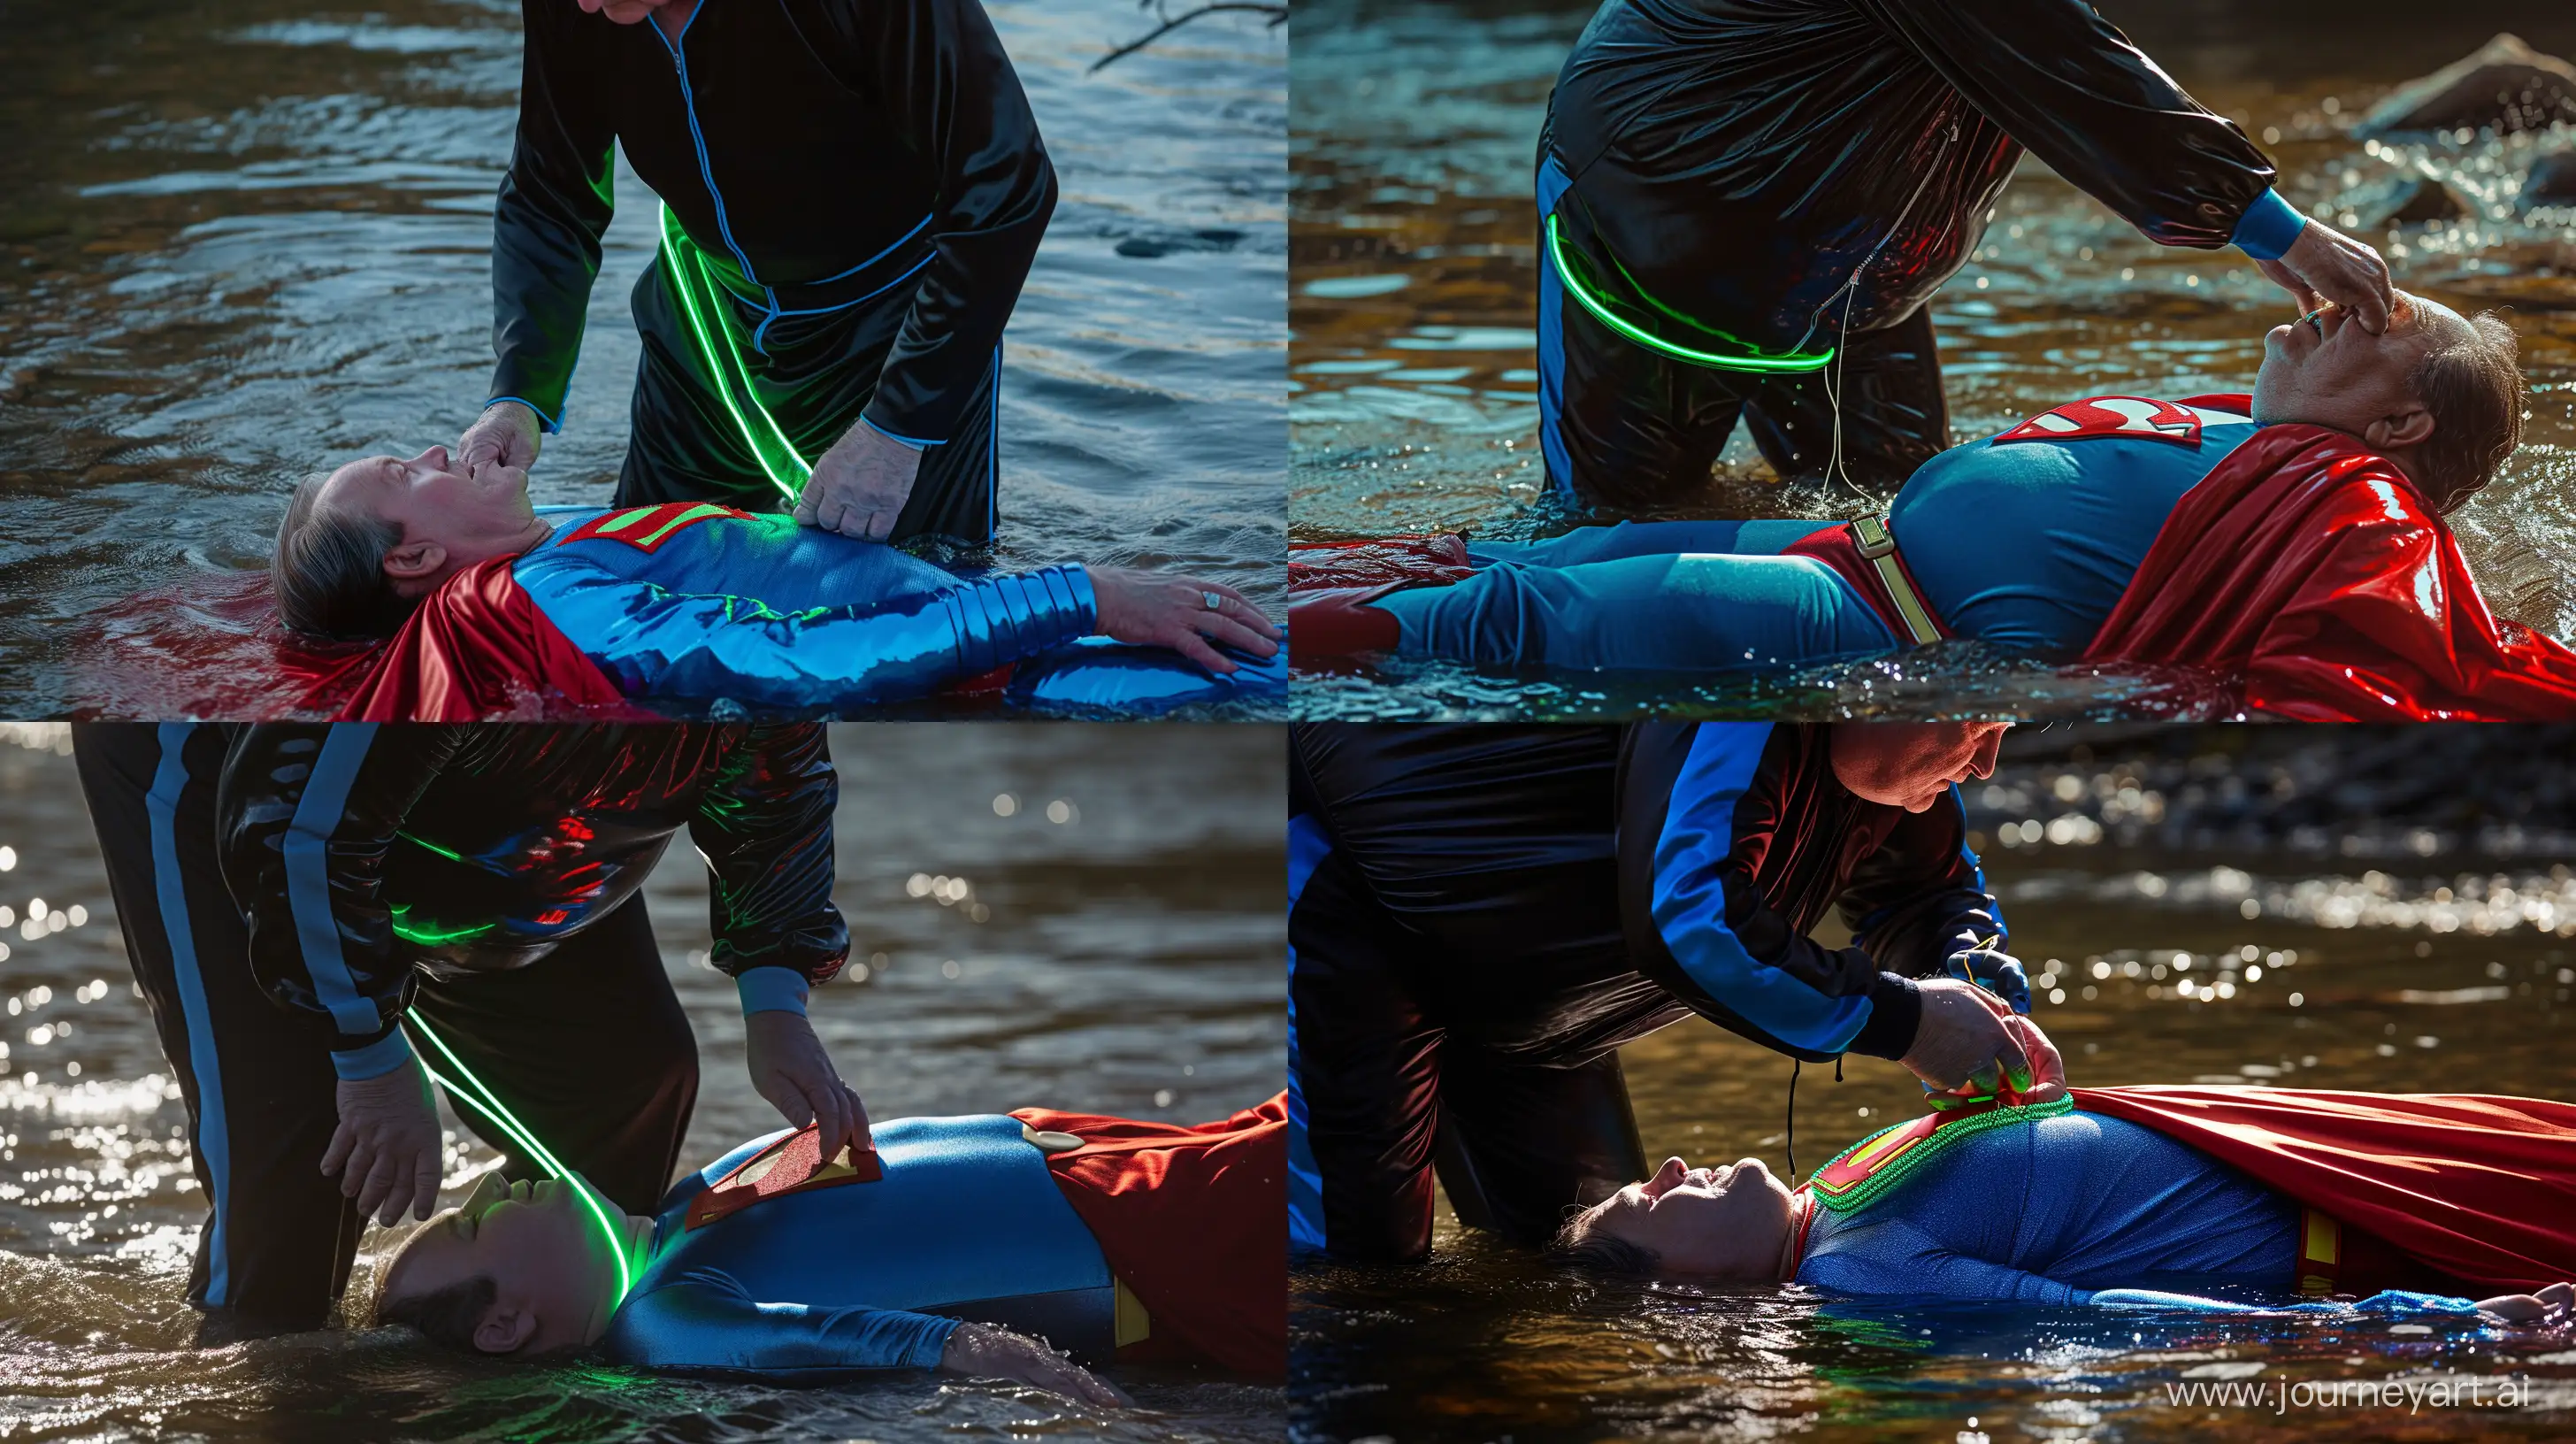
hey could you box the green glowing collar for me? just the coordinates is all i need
[660,204,809,506]
[406,1010,638,1307]
[1806,1095,2074,1215]
[1544,211,1836,373]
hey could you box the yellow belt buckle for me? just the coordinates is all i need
[1845,514,1942,647]
[1113,1276,1153,1347]
[2297,1207,2341,1297]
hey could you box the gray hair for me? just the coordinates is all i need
[2407,310,2524,514]
[272,472,410,640]
[376,1271,502,1353]
[1548,1210,1661,1276]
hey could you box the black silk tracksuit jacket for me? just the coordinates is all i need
[1541,0,2279,349]
[494,0,1056,443]
[218,724,848,1072]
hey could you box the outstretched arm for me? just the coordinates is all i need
[532,553,1276,705]
[611,1274,1124,1402]
[532,561,1101,708]
[1852,0,2389,328]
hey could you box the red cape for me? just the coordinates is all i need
[2074,1086,2576,1294]
[291,557,636,722]
[1012,1095,1288,1379]
[2081,403,2576,719]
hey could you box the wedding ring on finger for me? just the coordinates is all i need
[1201,589,1225,612]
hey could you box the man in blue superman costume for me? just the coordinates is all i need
[270,455,1284,720]
[1292,293,2576,719]
[372,1095,1287,1399]
[1553,1063,2576,1327]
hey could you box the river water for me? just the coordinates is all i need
[0,721,1286,1441]
[0,0,1284,719]
[1292,724,2576,1441]
[1289,0,2576,720]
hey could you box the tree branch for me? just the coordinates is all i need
[1091,1,1286,73]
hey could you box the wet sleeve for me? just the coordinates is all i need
[1635,724,1922,1062]
[527,551,1098,708]
[487,0,620,432]
[799,0,1058,445]
[1804,1218,2089,1303]
[1851,0,2276,248]
[1836,787,2007,987]
[606,1271,959,1376]
[215,725,465,1079]
[688,724,850,1006]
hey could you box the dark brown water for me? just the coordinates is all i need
[1289,0,2576,720]
[0,722,1286,1441]
[0,0,1285,719]
[1292,725,2576,1441]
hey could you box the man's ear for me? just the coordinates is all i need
[473,1300,540,1356]
[2366,401,2437,452]
[380,536,448,584]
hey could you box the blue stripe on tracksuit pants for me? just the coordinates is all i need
[70,725,701,1336]
[73,722,356,1329]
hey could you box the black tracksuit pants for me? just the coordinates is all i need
[73,724,699,1335]
[1286,820,1660,1264]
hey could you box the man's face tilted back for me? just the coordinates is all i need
[377,1172,632,1356]
[1568,1156,1800,1279]
[317,446,553,595]
[272,445,556,638]
[2250,288,2520,509]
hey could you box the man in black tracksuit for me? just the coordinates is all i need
[456,0,1057,544]
[1536,0,2395,505]
[72,724,858,1336]
[1286,721,2042,1261]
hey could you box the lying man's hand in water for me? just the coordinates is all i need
[744,1010,873,1164]
[1087,566,1282,675]
[2257,218,2394,335]
[2476,1281,2576,1326]
[1902,978,2068,1109]
[456,398,543,476]
[325,1053,446,1226]
[940,1322,1131,1407]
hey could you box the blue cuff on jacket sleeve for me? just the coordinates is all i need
[735,965,812,1018]
[333,1028,415,1080]
[485,396,564,435]
[858,414,939,450]
[947,565,1100,675]
[2230,188,2308,262]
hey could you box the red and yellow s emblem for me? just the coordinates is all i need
[684,1126,884,1232]
[561,502,750,554]
[1994,396,2203,448]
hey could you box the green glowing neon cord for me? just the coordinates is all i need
[387,904,495,948]
[659,204,809,505]
[404,1009,637,1305]
[398,831,464,864]
[1544,211,1836,374]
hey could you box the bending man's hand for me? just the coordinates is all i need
[940,1322,1131,1407]
[744,1009,872,1164]
[1086,565,1282,674]
[2256,219,2394,334]
[457,399,543,476]
[1901,978,2044,1107]
[796,421,924,542]
[324,1053,444,1227]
